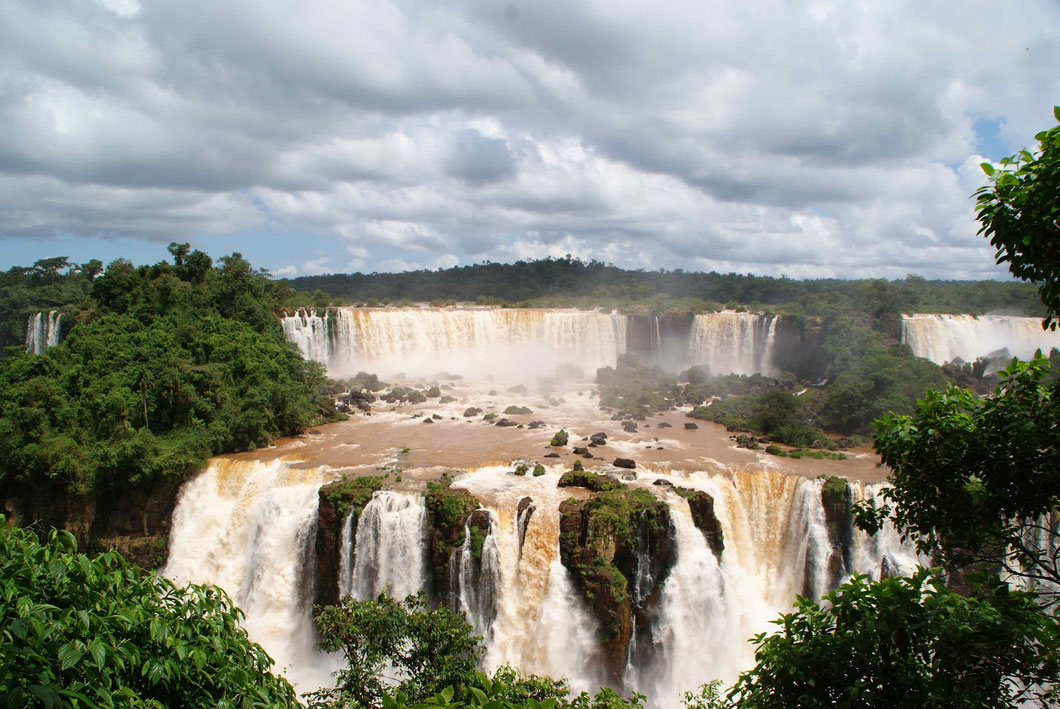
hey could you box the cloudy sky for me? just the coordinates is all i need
[1,0,1058,280]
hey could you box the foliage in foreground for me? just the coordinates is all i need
[0,519,298,708]
[310,593,645,709]
[867,355,1060,591]
[727,571,1059,708]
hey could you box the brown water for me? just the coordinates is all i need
[230,379,888,484]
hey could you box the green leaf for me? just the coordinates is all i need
[87,640,106,669]
[58,642,84,670]
[1053,105,1060,122]
[980,162,995,176]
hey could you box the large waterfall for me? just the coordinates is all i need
[687,312,778,377]
[901,313,1060,365]
[280,307,790,379]
[281,307,627,379]
[25,310,62,354]
[163,459,341,692]
[163,461,918,706]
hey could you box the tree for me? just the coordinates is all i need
[309,592,484,709]
[727,572,1059,707]
[0,520,299,708]
[167,242,191,268]
[868,356,1060,592]
[975,106,1060,329]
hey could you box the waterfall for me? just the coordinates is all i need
[452,512,501,640]
[280,307,627,379]
[25,311,62,354]
[337,510,356,598]
[281,309,331,364]
[351,491,429,601]
[452,466,604,693]
[901,313,1060,365]
[163,459,341,692]
[688,312,778,376]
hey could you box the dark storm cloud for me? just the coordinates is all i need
[0,0,1058,279]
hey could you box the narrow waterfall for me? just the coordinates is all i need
[25,310,62,354]
[336,510,356,597]
[280,307,627,379]
[350,491,429,601]
[452,467,605,693]
[901,313,1060,365]
[452,511,501,640]
[163,459,340,692]
[688,312,778,376]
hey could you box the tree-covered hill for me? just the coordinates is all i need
[0,247,336,554]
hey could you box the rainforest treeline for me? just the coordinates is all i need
[285,257,1045,316]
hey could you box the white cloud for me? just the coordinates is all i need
[1,0,1058,279]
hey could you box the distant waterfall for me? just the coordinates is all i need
[901,313,1060,365]
[350,491,429,601]
[280,307,626,379]
[452,511,501,640]
[25,311,62,354]
[163,459,341,692]
[688,312,778,376]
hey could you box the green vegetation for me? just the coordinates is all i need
[320,476,384,524]
[514,464,529,476]
[726,571,1058,707]
[0,248,334,534]
[549,430,569,446]
[310,593,645,709]
[0,520,299,708]
[975,106,1060,328]
[558,470,626,493]
[503,405,533,415]
[284,257,1045,317]
[532,464,546,477]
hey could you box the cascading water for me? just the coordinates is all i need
[279,307,627,379]
[163,459,341,692]
[451,467,605,693]
[452,512,501,640]
[687,312,778,376]
[25,310,62,354]
[901,313,1060,365]
[349,491,429,601]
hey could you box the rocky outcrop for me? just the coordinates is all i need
[314,476,384,606]
[424,482,483,607]
[558,488,677,683]
[674,487,724,558]
[817,476,854,593]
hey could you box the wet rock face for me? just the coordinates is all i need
[558,488,677,683]
[314,476,385,607]
[674,487,725,558]
[820,476,854,591]
[424,484,483,607]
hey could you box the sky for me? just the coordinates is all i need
[1,0,1058,281]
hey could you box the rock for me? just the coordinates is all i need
[314,476,384,606]
[423,418,434,424]
[573,446,591,456]
[495,418,518,427]
[558,491,677,682]
[558,470,626,492]
[613,458,636,469]
[674,486,725,559]
[656,421,672,428]
[550,430,569,446]
[544,453,560,458]
[432,413,442,420]
[652,479,674,488]
[528,420,546,429]
[504,405,533,415]
[516,496,536,549]
[424,485,482,606]
[735,434,758,449]
[590,432,608,445]
[622,421,638,433]
[462,407,482,417]
[684,422,698,430]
